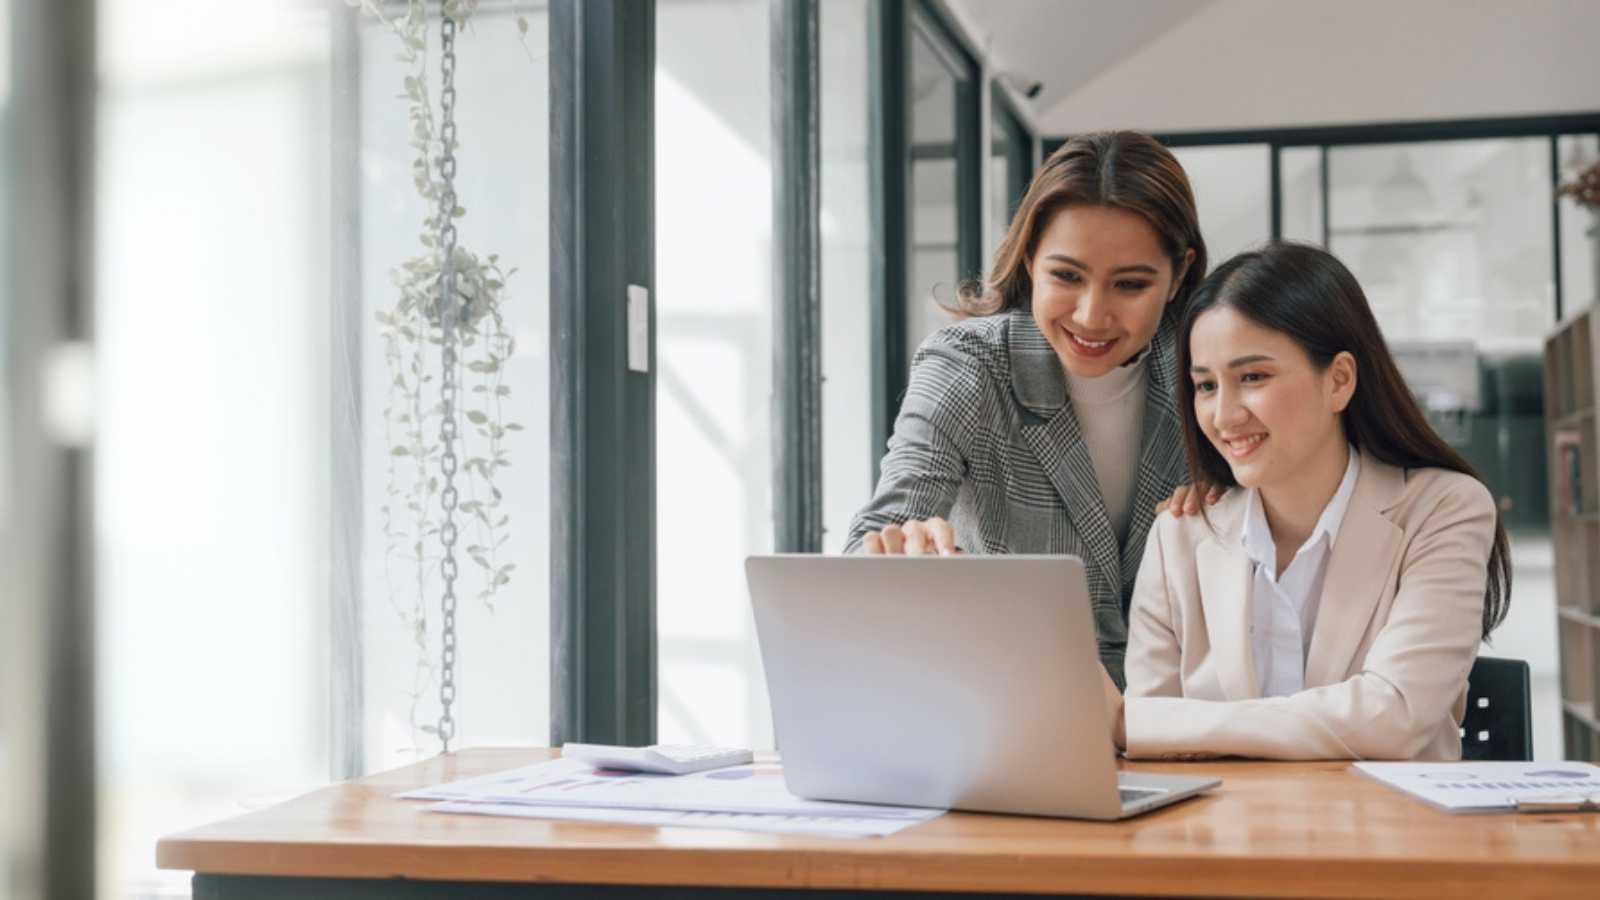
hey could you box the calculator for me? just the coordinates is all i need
[561,742,754,775]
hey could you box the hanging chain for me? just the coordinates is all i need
[435,2,461,753]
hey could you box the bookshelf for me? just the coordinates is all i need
[1546,305,1600,762]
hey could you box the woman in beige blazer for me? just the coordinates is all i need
[1103,242,1513,761]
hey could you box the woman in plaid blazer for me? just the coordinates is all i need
[845,131,1208,687]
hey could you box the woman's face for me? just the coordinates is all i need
[1188,304,1355,493]
[1029,204,1190,378]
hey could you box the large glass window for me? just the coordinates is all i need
[906,12,973,363]
[655,0,776,750]
[1279,146,1324,245]
[987,90,1031,267]
[1171,144,1272,267]
[355,4,551,770]
[1559,134,1599,315]
[1324,139,1554,523]
[821,0,874,553]
[96,2,333,895]
[1329,139,1555,348]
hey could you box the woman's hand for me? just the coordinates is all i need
[861,517,962,556]
[1156,482,1224,518]
[1101,663,1127,751]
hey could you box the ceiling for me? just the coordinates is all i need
[942,0,1214,121]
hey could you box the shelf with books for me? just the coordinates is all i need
[1552,426,1598,517]
[1553,407,1597,431]
[1566,702,1599,762]
[1567,700,1600,734]
[1548,310,1587,416]
[1558,617,1594,709]
[1558,606,1600,628]
[1545,308,1596,420]
[1546,305,1600,761]
[1553,519,1600,614]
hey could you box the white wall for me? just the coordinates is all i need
[1039,0,1600,134]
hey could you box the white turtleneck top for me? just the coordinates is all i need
[1063,354,1149,540]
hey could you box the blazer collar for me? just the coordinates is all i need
[1012,313,1184,593]
[1197,449,1407,695]
[1006,311,1178,420]
[1007,310,1068,419]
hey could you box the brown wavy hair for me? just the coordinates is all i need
[1177,242,1512,640]
[961,130,1207,320]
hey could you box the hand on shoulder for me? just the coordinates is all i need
[1156,481,1226,518]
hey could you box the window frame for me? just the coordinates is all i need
[869,0,984,477]
[1046,113,1600,321]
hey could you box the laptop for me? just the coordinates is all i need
[745,554,1219,820]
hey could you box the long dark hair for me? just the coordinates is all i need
[963,130,1207,323]
[1177,242,1511,639]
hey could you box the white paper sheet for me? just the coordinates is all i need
[1353,760,1600,812]
[427,799,940,838]
[400,757,941,820]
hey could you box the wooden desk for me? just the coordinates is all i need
[158,747,1600,899]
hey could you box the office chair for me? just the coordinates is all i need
[1459,656,1533,762]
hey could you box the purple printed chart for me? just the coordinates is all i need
[1353,761,1600,812]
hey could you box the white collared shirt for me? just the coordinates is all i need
[1241,447,1361,698]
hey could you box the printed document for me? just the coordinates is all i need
[403,757,938,818]
[1354,760,1600,812]
[428,799,937,837]
[401,757,945,838]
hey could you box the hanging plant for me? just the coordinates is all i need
[1558,159,1600,213]
[351,0,523,752]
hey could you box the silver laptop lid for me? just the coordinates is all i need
[746,554,1125,820]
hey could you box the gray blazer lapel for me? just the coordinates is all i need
[1009,313,1120,585]
[1119,322,1186,589]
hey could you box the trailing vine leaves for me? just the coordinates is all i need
[351,0,521,750]
[1558,158,1600,211]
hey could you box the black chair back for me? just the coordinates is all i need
[1460,656,1533,762]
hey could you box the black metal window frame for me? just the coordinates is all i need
[1047,112,1600,321]
[990,84,1035,227]
[910,1,983,286]
[869,0,984,477]
[549,0,832,742]
[772,0,823,554]
[549,0,657,747]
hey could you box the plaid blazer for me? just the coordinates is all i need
[843,310,1189,687]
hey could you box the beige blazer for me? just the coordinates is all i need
[1123,450,1497,761]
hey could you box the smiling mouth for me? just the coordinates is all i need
[1063,327,1118,357]
[1220,433,1267,459]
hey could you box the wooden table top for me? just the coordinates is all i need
[157,748,1600,899]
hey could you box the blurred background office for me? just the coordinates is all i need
[4,1,1599,897]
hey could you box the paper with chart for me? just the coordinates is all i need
[428,799,934,838]
[1354,761,1600,812]
[400,757,945,837]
